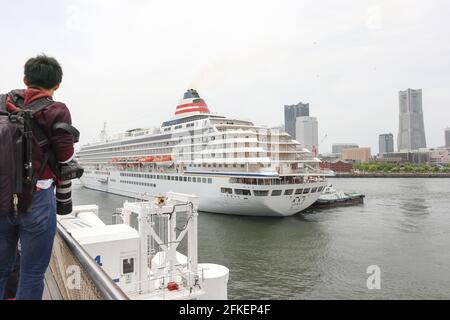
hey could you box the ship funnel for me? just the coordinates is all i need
[175,89,210,117]
[183,89,200,99]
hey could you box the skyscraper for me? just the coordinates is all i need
[379,133,394,156]
[397,88,427,151]
[296,116,318,155]
[446,128,450,148]
[284,102,309,138]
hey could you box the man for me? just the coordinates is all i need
[0,55,75,300]
[4,251,20,300]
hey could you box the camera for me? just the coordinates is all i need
[55,160,84,215]
[59,160,84,181]
[56,180,73,215]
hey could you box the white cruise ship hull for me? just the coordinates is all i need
[77,90,330,217]
[80,171,326,217]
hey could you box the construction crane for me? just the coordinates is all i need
[312,134,328,157]
[319,134,328,148]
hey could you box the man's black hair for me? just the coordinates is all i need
[24,54,63,90]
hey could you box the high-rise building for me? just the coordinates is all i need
[284,102,309,138]
[446,128,450,148]
[397,88,427,151]
[379,133,394,156]
[332,143,359,156]
[296,116,318,155]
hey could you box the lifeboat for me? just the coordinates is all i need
[154,155,173,166]
[139,156,154,163]
[153,155,171,162]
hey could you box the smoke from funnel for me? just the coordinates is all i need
[188,58,241,90]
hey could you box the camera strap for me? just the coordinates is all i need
[53,122,80,142]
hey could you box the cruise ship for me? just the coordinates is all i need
[77,89,329,216]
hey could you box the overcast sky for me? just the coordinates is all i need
[1,0,449,153]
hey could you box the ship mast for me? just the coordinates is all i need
[99,122,108,142]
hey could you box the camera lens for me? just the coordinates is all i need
[56,180,72,215]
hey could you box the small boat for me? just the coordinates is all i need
[311,185,365,208]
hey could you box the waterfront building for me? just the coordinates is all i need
[446,128,450,148]
[397,88,427,151]
[332,143,359,157]
[429,148,450,165]
[381,151,430,164]
[379,133,394,156]
[320,160,353,173]
[295,116,318,155]
[319,153,341,162]
[342,148,371,164]
[284,102,309,138]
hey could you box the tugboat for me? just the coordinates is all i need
[311,185,365,208]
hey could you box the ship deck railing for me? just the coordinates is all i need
[229,176,328,186]
[45,221,129,300]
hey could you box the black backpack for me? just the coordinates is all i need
[0,91,78,214]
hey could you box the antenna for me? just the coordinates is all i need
[100,122,108,142]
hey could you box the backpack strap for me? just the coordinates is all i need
[6,91,25,110]
[26,97,54,115]
[30,151,50,190]
[20,97,54,189]
[0,94,8,115]
[6,90,52,115]
[23,97,54,148]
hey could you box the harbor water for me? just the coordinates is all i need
[72,178,450,299]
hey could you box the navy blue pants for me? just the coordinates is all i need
[0,187,56,300]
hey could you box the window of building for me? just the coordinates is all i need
[254,190,269,196]
[271,190,282,196]
[221,188,233,194]
[122,258,134,275]
[235,189,251,196]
